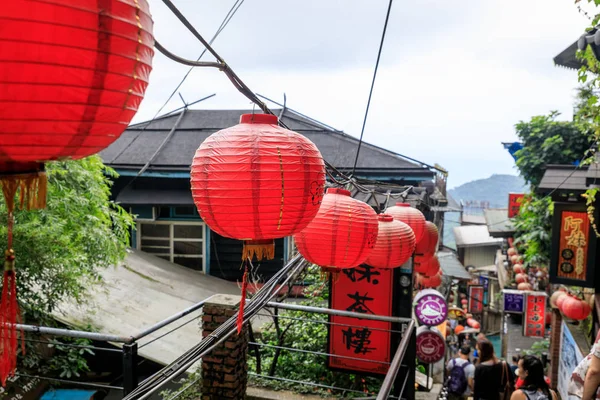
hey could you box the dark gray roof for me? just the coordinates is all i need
[484,208,515,238]
[437,251,472,280]
[538,165,589,193]
[554,41,583,70]
[116,187,193,205]
[100,109,436,176]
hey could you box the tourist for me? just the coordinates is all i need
[511,355,520,376]
[510,355,557,400]
[446,345,475,400]
[474,339,514,400]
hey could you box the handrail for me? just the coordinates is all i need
[377,319,415,400]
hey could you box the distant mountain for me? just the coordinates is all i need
[442,174,528,250]
[448,174,528,209]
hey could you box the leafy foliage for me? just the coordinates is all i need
[0,156,133,375]
[513,196,553,267]
[513,112,593,190]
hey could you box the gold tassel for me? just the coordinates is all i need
[242,239,275,261]
[0,171,47,212]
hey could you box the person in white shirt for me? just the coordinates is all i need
[447,346,476,400]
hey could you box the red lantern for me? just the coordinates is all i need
[384,202,426,243]
[556,293,569,310]
[294,188,378,270]
[561,295,591,321]
[454,325,465,335]
[507,248,517,257]
[510,255,522,264]
[418,273,442,288]
[461,299,468,305]
[365,214,416,269]
[0,1,155,385]
[414,222,439,257]
[466,318,480,330]
[191,114,326,260]
[515,273,528,284]
[513,264,524,274]
[460,293,467,299]
[550,291,567,309]
[414,255,440,276]
[517,282,532,291]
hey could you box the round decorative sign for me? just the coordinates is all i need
[416,326,446,364]
[414,289,448,326]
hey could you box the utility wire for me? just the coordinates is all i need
[351,0,394,175]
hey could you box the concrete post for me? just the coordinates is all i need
[201,294,248,400]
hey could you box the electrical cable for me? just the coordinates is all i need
[352,0,394,175]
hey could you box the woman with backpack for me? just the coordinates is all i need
[473,339,514,400]
[446,346,475,400]
[511,355,557,400]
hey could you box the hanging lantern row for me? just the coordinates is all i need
[554,292,591,321]
[0,0,156,386]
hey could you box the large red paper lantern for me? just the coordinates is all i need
[556,293,569,310]
[365,214,416,269]
[418,273,442,288]
[294,188,378,271]
[384,202,426,243]
[414,255,440,276]
[191,114,326,260]
[0,1,154,386]
[414,221,439,257]
[560,295,591,321]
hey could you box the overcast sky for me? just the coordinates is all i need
[136,0,595,188]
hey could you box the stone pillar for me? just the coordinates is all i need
[548,308,562,389]
[201,294,248,400]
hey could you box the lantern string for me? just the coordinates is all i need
[351,0,394,176]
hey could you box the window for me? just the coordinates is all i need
[137,221,205,272]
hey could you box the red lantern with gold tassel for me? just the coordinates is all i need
[0,0,154,384]
[294,188,378,271]
[191,114,326,333]
[414,221,439,257]
[384,202,426,243]
[365,214,416,269]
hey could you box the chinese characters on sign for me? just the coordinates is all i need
[523,292,547,338]
[508,193,525,218]
[558,211,589,281]
[503,290,524,313]
[329,265,393,375]
[468,285,484,314]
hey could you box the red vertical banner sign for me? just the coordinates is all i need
[468,285,484,314]
[550,203,596,287]
[508,193,525,218]
[328,265,393,375]
[523,292,547,338]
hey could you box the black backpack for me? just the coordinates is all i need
[448,359,471,395]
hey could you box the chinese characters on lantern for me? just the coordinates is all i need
[468,285,484,314]
[550,203,596,287]
[329,265,393,374]
[523,293,547,338]
[503,290,525,313]
[508,193,525,218]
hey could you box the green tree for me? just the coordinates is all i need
[0,156,133,372]
[513,112,593,190]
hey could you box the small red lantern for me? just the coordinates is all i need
[560,295,591,321]
[454,325,465,334]
[192,114,326,260]
[294,188,378,271]
[0,1,155,385]
[511,255,522,264]
[365,214,416,269]
[384,202,426,243]
[513,264,524,274]
[460,293,467,299]
[461,299,468,305]
[466,318,480,330]
[414,255,440,276]
[517,282,532,291]
[556,293,569,310]
[507,248,517,257]
[550,291,567,309]
[418,273,442,288]
[515,273,528,284]
[414,221,439,257]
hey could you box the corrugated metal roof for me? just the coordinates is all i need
[538,165,588,192]
[453,225,503,247]
[438,251,472,280]
[484,208,515,238]
[462,214,487,225]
